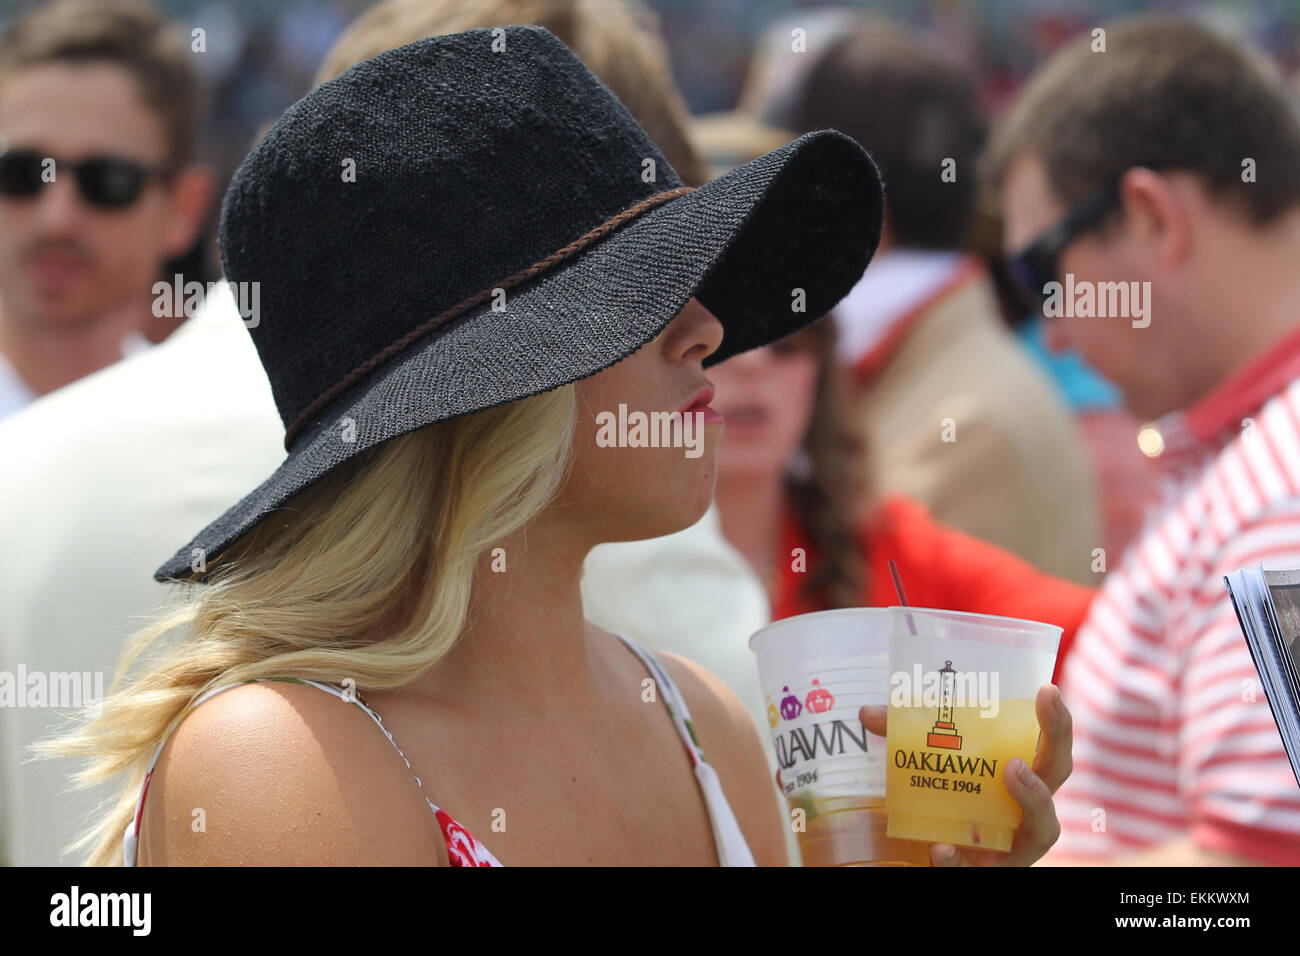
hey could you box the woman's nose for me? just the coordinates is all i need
[663,297,725,364]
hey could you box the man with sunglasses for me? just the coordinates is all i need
[0,0,212,420]
[986,15,1300,865]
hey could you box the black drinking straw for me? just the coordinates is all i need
[888,559,919,636]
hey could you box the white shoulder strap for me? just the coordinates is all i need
[611,633,756,867]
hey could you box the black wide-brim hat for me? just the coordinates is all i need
[155,24,883,583]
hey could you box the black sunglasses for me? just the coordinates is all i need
[0,148,174,209]
[1004,182,1121,316]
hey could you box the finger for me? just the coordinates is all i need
[933,841,1025,868]
[1002,755,1061,864]
[1032,684,1072,793]
[859,704,887,736]
[938,754,1065,868]
[932,843,965,867]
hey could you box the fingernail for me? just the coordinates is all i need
[863,705,887,723]
[935,844,958,865]
[1053,686,1065,714]
[1016,757,1036,787]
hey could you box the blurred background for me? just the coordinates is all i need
[0,0,1294,288]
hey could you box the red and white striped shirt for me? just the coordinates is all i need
[1050,324,1300,864]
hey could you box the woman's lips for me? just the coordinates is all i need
[679,385,725,424]
[681,402,725,424]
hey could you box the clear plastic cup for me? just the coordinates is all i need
[885,607,1061,853]
[749,608,931,866]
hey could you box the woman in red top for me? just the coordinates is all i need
[710,313,1096,684]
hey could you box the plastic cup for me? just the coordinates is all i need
[749,608,931,866]
[884,607,1061,853]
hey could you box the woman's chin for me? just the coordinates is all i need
[610,486,715,541]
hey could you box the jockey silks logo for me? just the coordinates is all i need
[767,679,869,775]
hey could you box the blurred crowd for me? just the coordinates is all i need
[3,0,1300,867]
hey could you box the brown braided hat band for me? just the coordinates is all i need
[284,185,695,448]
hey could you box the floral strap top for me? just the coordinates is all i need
[123,631,755,867]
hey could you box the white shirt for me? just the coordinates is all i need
[0,282,772,866]
[0,348,35,420]
[832,249,967,366]
[0,330,152,423]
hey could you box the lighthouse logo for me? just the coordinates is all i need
[889,658,1000,719]
[926,660,963,750]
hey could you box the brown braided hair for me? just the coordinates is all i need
[781,312,869,610]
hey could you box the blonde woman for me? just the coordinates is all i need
[39,26,1072,867]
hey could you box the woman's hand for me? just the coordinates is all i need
[858,683,1072,866]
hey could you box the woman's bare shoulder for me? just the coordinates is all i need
[137,680,448,866]
[651,650,791,866]
[650,651,740,731]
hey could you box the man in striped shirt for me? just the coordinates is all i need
[987,16,1300,864]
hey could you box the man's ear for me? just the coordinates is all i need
[162,163,216,259]
[1118,166,1192,269]
[877,204,895,254]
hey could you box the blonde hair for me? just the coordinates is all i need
[34,386,577,865]
[313,0,709,187]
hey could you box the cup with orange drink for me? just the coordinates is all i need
[884,607,1061,853]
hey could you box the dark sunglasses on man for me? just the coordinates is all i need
[0,147,174,209]
[1003,181,1122,317]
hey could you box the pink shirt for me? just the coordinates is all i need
[1049,324,1300,864]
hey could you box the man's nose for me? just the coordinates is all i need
[30,174,85,232]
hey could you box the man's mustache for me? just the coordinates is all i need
[20,237,94,266]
